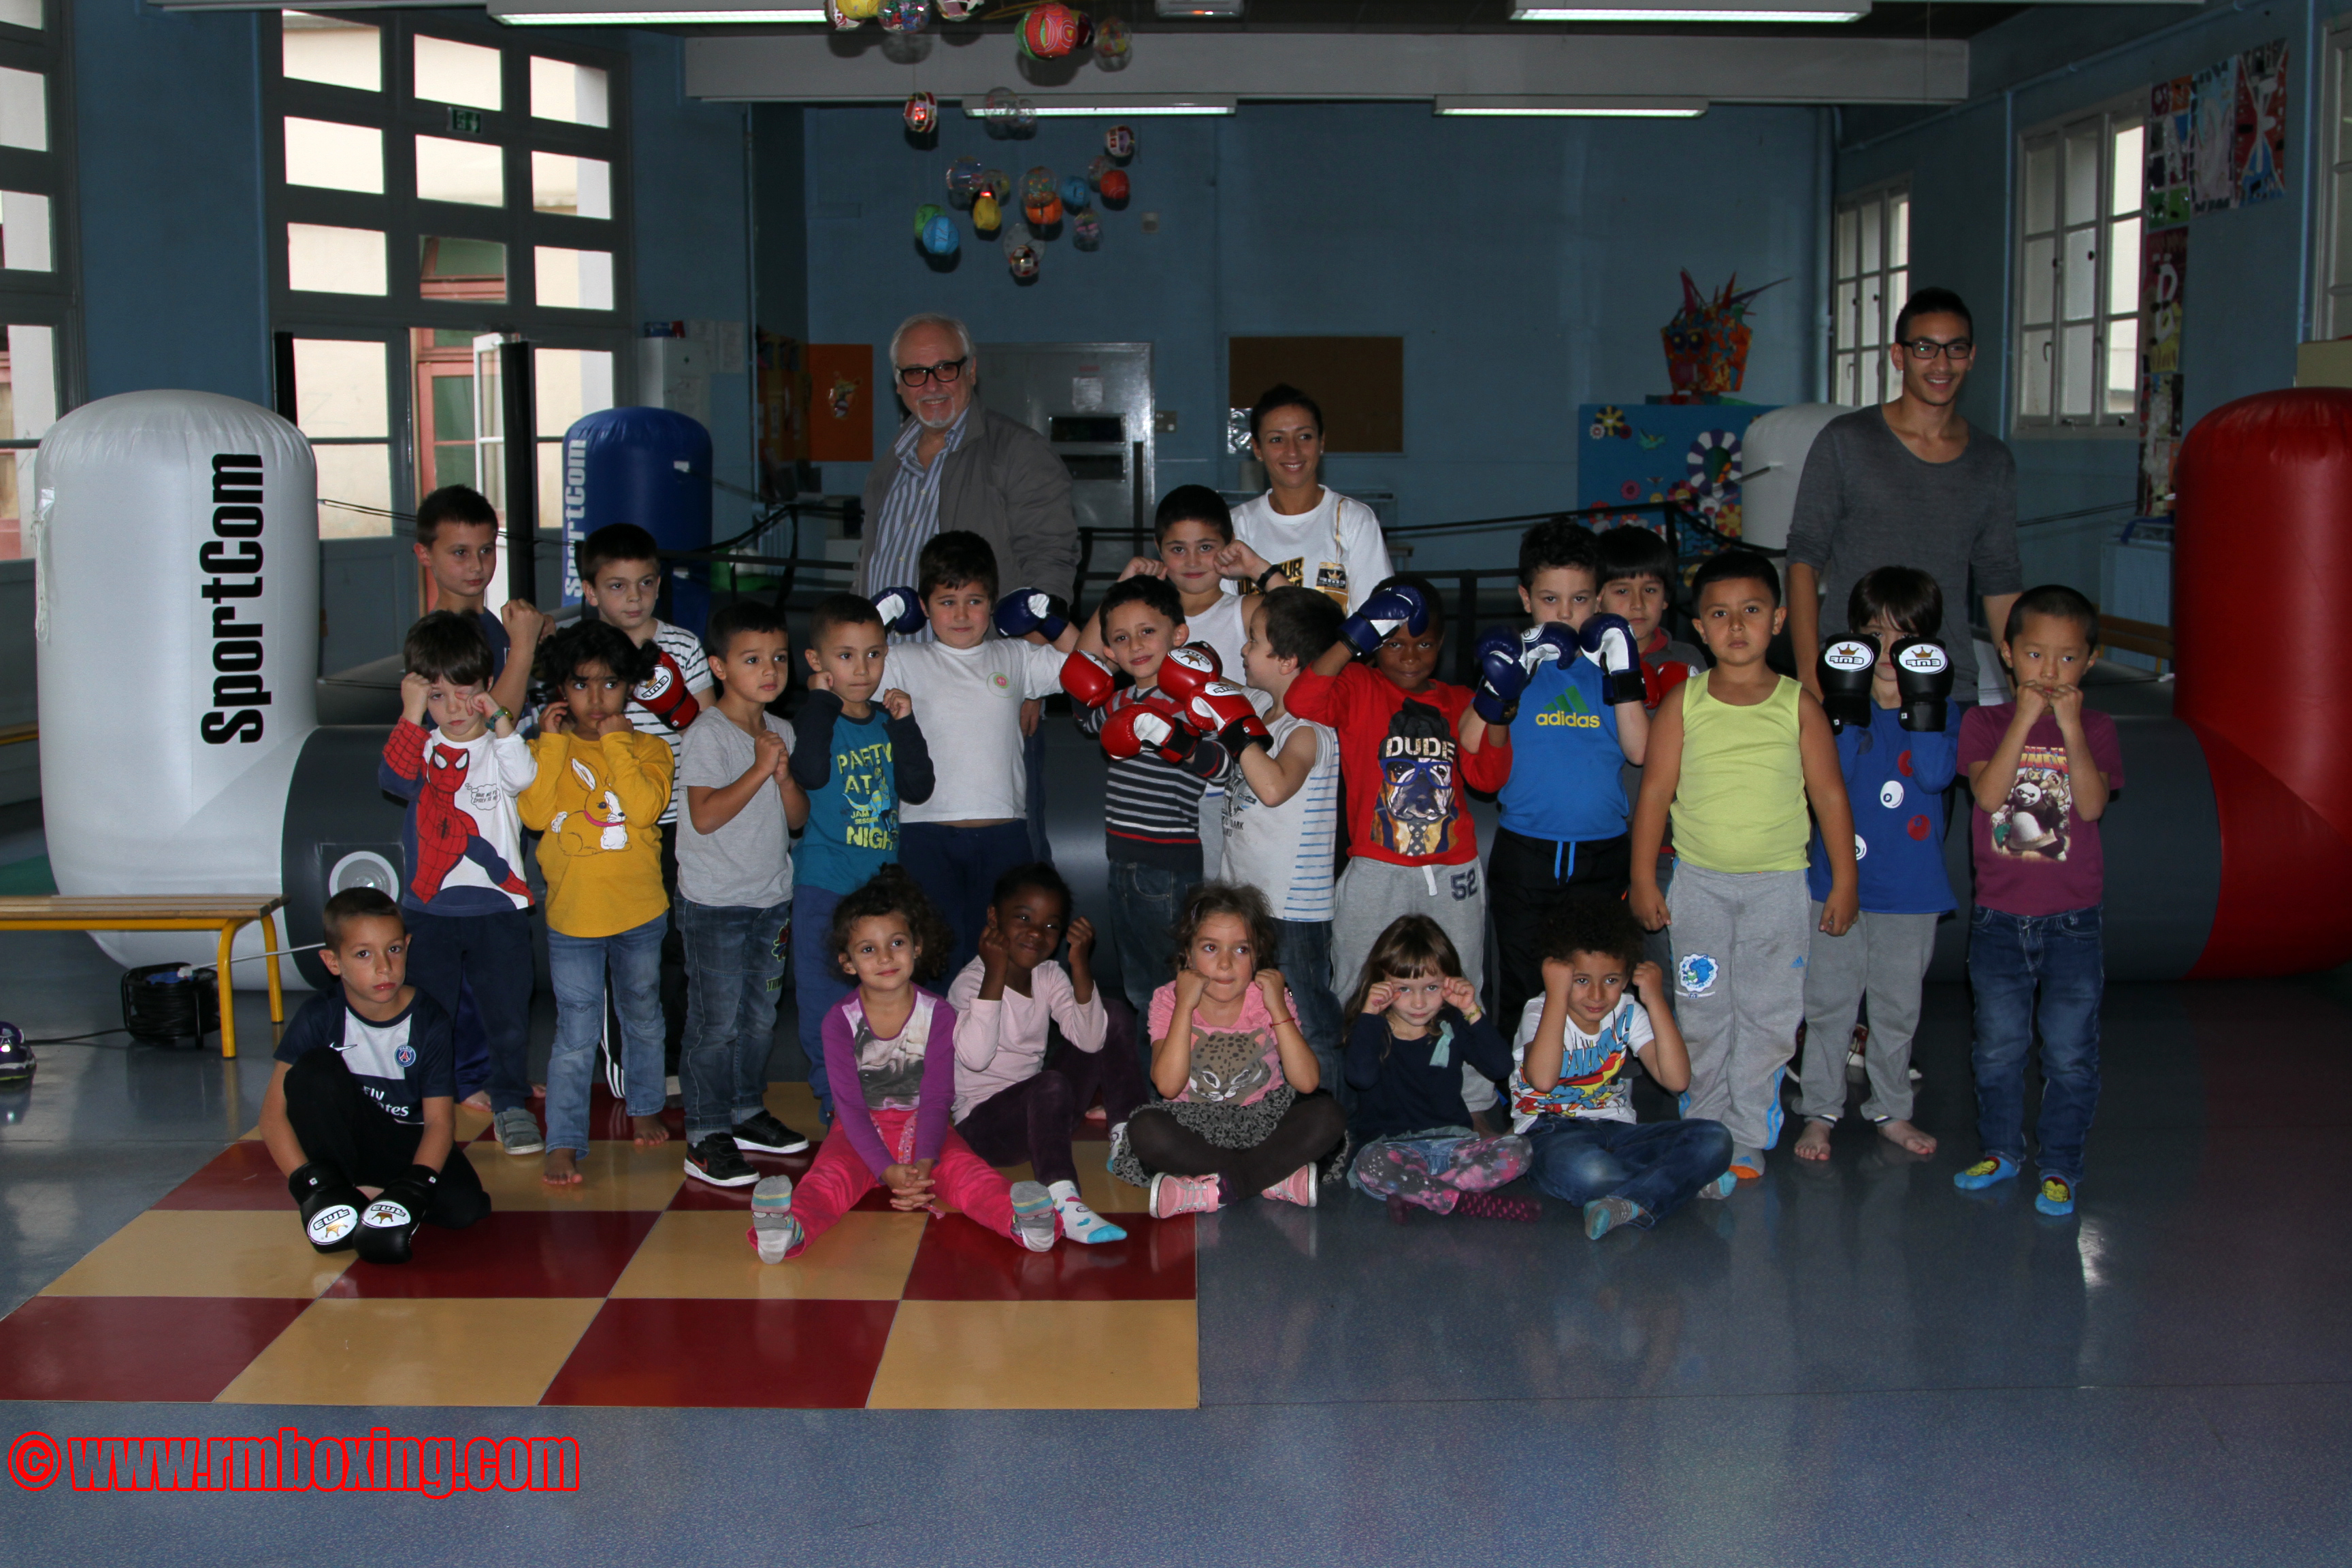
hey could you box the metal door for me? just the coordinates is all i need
[974,342,1154,548]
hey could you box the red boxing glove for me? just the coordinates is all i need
[1061,649,1129,709]
[1100,696,1199,765]
[633,651,701,732]
[1156,642,1223,709]
[1186,681,1271,752]
[1642,657,1693,712]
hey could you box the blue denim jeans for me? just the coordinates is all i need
[1966,903,2104,1183]
[678,897,791,1143]
[1524,1115,1733,1226]
[544,914,670,1156]
[403,907,534,1115]
[1105,856,1196,1022]
[902,819,1036,979]
[1273,917,1348,1108]
[791,883,849,1121]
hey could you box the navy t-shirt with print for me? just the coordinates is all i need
[275,987,456,1126]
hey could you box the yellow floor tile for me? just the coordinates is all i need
[42,1211,353,1299]
[866,1300,1198,1409]
[453,1102,495,1144]
[216,1296,602,1407]
[466,1139,686,1211]
[608,1209,925,1300]
[760,1082,823,1132]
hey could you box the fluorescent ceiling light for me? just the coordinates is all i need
[1437,96,1707,117]
[1155,0,1245,15]
[964,96,1238,116]
[489,0,826,22]
[1512,2,1866,20]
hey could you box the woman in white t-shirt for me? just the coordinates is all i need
[1216,384,1392,615]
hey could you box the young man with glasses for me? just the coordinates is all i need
[1785,287,2025,708]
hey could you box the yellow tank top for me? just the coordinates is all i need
[1670,670,1810,873]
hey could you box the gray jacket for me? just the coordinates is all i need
[855,408,1079,602]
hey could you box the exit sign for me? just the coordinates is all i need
[447,107,483,135]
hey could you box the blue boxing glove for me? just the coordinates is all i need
[1341,583,1429,656]
[1580,612,1645,706]
[1519,623,1578,673]
[1473,626,1530,725]
[870,586,927,636]
[994,587,1071,642]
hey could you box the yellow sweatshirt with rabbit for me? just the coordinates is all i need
[519,729,674,938]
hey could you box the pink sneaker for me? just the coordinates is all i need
[1149,1172,1224,1218]
[1260,1164,1318,1208]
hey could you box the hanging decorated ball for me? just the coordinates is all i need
[972,191,1002,231]
[1022,166,1062,226]
[1105,123,1135,159]
[936,0,978,16]
[945,157,985,204]
[1086,154,1113,190]
[1073,210,1102,250]
[1007,244,1040,279]
[1094,16,1132,69]
[913,202,943,236]
[1010,95,1037,133]
[1060,175,1092,212]
[979,167,1010,201]
[921,213,960,256]
[1019,3,1087,60]
[1098,167,1130,203]
[903,91,938,135]
[823,0,862,28]
[983,86,1019,126]
[1024,191,1064,227]
[879,0,930,32]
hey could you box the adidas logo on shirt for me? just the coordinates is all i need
[1533,687,1601,729]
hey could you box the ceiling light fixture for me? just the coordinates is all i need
[1511,1,1867,20]
[1154,0,1245,16]
[489,0,827,22]
[969,96,1238,116]
[1435,96,1708,117]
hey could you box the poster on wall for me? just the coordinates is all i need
[2146,77,2193,227]
[2191,56,2240,215]
[2236,40,2291,207]
[2136,227,2187,516]
[1577,404,1774,564]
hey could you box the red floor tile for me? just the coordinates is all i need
[538,1297,897,1407]
[0,1296,309,1402]
[321,1211,659,1299]
[470,1091,687,1145]
[900,1212,1194,1302]
[153,1141,293,1210]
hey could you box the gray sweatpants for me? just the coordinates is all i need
[1797,905,1938,1125]
[1669,864,1810,1155]
[1331,855,1494,1111]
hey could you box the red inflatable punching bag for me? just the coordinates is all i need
[2174,389,2352,976]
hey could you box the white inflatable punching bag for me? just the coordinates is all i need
[35,391,317,978]
[1737,403,1852,552]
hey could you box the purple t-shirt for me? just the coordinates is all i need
[1958,704,2123,917]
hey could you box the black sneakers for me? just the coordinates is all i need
[685,1133,757,1188]
[732,1111,813,1156]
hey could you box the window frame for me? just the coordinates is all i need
[2314,20,2352,339]
[2011,94,2144,439]
[1829,178,1909,410]
[0,0,82,436]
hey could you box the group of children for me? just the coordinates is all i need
[257,479,2121,1268]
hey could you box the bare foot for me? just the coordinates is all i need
[459,1090,492,1113]
[542,1148,583,1187]
[1794,1120,1834,1162]
[1876,1118,1937,1158]
[632,1113,670,1148]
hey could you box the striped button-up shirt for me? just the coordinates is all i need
[866,404,973,642]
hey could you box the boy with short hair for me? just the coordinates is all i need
[1509,898,1734,1239]
[1629,549,1859,1181]
[1461,519,1650,1030]
[262,889,490,1265]
[885,529,1077,975]
[1224,586,1348,1094]
[377,612,541,1159]
[1061,574,1235,1017]
[1953,585,2120,1218]
[1132,486,1251,877]
[788,592,937,1120]
[676,599,816,1188]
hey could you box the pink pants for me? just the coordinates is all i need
[787,1106,1019,1256]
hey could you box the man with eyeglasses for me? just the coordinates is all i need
[1786,287,2024,706]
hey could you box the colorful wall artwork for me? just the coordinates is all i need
[1577,403,1775,566]
[2157,40,2289,225]
[2136,227,2187,515]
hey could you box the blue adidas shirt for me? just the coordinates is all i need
[1806,702,1961,914]
[1497,658,1630,844]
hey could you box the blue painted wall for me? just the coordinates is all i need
[800,101,1828,570]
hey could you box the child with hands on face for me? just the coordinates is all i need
[749,868,1059,1263]
[1341,915,1535,1220]
[1110,882,1347,1218]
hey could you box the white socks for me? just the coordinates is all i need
[1049,1180,1128,1245]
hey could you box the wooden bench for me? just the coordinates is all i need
[2099,613,2175,674]
[0,895,286,1059]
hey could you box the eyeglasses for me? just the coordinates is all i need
[896,357,968,387]
[1901,338,1976,361]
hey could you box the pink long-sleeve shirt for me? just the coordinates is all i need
[821,987,958,1179]
[945,957,1108,1124]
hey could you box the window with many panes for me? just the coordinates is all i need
[2315,22,2352,338]
[0,0,71,561]
[268,10,626,583]
[1831,182,1909,408]
[2014,103,2143,432]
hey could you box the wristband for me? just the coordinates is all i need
[1256,565,1286,592]
[492,707,514,728]
[1268,1013,1296,1028]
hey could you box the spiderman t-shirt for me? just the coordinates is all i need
[378,723,538,915]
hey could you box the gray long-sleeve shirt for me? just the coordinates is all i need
[1783,406,2023,693]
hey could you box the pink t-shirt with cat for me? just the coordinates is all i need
[1147,981,1296,1106]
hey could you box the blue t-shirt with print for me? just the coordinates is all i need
[1806,702,1961,914]
[1498,657,1629,845]
[798,706,902,894]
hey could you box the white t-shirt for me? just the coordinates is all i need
[1229,488,1393,614]
[885,636,1066,823]
[1182,591,1249,685]
[1505,994,1654,1130]
[1222,708,1341,923]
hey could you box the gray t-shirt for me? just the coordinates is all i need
[1784,407,2023,692]
[674,706,795,910]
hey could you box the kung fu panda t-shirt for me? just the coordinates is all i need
[274,987,456,1126]
[1283,662,1479,868]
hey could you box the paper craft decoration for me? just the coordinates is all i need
[1087,154,1113,189]
[903,91,938,134]
[946,157,985,206]
[980,86,1036,134]
[2191,57,2238,215]
[936,0,978,16]
[921,213,960,257]
[1577,404,1776,557]
[2136,225,2187,514]
[1095,16,1132,69]
[1073,210,1102,250]
[973,191,1002,231]
[1021,3,1089,59]
[880,0,930,31]
[1003,219,1041,278]
[1660,272,1784,399]
[1098,167,1130,203]
[1022,166,1062,227]
[824,0,862,26]
[1105,125,1135,159]
[1060,174,1092,212]
[2237,41,2289,207]
[2146,78,2192,228]
[913,202,942,234]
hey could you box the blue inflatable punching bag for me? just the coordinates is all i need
[560,406,714,635]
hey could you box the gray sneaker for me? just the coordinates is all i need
[495,1107,544,1156]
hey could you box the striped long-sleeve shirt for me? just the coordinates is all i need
[1075,686,1230,872]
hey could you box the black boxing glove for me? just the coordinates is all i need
[288,1161,365,1254]
[1891,636,1953,732]
[355,1164,438,1266]
[1817,633,1880,734]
